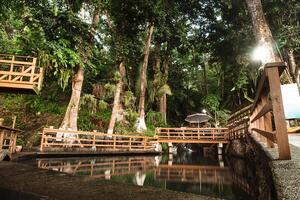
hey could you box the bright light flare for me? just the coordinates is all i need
[252,44,271,62]
[202,109,207,114]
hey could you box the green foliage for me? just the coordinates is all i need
[16,138,26,146]
[202,94,220,112]
[145,111,165,127]
[27,96,65,115]
[98,100,108,111]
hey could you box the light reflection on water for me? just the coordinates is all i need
[36,153,252,199]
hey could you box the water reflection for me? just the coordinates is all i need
[36,154,252,199]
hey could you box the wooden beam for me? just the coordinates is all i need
[251,101,272,123]
[266,66,291,160]
[252,128,276,143]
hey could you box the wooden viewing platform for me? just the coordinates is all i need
[0,54,43,94]
[39,128,159,155]
[155,127,229,144]
[0,125,22,155]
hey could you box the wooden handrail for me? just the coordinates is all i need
[155,127,229,143]
[228,62,291,160]
[0,54,44,94]
[40,128,158,152]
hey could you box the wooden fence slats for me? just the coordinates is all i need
[40,128,157,152]
[0,55,43,94]
[228,62,291,160]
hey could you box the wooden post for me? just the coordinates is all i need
[0,129,4,150]
[12,132,17,153]
[266,65,291,160]
[129,138,132,151]
[40,130,44,152]
[30,58,37,83]
[261,94,274,148]
[9,56,14,81]
[143,138,146,150]
[113,135,116,150]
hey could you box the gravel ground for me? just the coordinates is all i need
[0,161,217,200]
[271,145,300,200]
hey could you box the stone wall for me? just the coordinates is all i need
[226,136,277,200]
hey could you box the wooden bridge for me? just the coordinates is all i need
[155,127,229,144]
[0,54,43,94]
[39,128,159,154]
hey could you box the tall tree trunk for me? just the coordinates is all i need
[136,23,154,132]
[153,42,162,111]
[203,62,208,96]
[287,49,298,85]
[107,61,126,134]
[61,68,84,130]
[246,0,280,63]
[159,53,170,125]
[61,2,101,130]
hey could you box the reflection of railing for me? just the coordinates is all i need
[37,157,155,178]
[154,164,231,184]
[40,128,158,152]
[155,128,229,143]
[0,125,22,154]
[0,54,43,94]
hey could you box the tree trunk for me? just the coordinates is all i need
[107,61,126,134]
[159,54,170,125]
[159,94,167,124]
[287,49,298,85]
[136,23,154,133]
[203,62,208,96]
[60,1,101,130]
[153,42,162,112]
[61,67,84,130]
[245,0,280,63]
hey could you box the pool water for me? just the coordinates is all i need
[33,152,252,199]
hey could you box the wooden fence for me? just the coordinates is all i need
[40,128,158,152]
[227,105,252,140]
[155,127,229,143]
[228,62,291,160]
[0,125,22,154]
[0,54,43,94]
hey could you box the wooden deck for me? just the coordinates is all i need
[40,128,159,154]
[0,54,43,94]
[155,127,229,144]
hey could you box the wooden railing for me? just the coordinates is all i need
[40,128,158,152]
[227,105,252,140]
[37,156,155,178]
[0,54,43,94]
[155,127,229,143]
[0,125,22,154]
[228,62,291,160]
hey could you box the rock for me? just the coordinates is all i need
[0,150,11,161]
